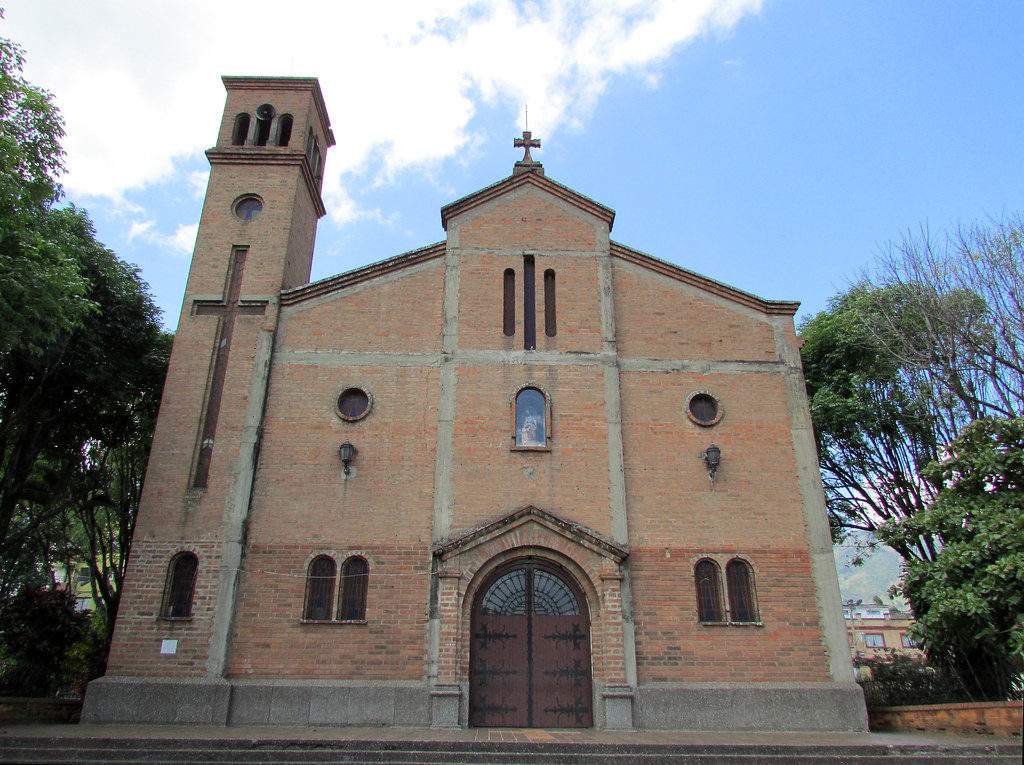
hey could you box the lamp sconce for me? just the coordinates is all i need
[700,443,721,486]
[339,441,358,476]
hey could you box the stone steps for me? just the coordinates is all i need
[0,736,1020,764]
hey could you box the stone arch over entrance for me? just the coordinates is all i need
[429,506,635,730]
[469,557,593,728]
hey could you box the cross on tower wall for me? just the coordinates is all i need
[106,77,333,681]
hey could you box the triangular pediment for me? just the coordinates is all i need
[433,506,627,563]
[440,172,615,232]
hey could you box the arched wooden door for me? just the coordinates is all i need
[469,560,593,728]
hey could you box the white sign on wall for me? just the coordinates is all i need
[160,639,178,655]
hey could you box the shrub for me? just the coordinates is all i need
[0,587,89,697]
[858,655,972,709]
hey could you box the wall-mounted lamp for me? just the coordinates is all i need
[700,444,721,486]
[339,441,358,476]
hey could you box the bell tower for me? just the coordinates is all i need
[89,77,333,718]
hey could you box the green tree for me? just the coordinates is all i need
[878,417,1024,700]
[0,586,89,696]
[0,33,92,358]
[0,27,169,664]
[800,284,956,558]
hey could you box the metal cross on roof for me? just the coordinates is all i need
[514,130,541,163]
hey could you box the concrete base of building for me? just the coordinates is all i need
[83,677,866,732]
[634,682,868,732]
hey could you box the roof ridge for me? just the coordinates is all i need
[440,171,616,231]
[610,241,800,316]
[280,241,446,305]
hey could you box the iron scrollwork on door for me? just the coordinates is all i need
[470,560,593,728]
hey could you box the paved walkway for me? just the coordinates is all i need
[0,723,1018,748]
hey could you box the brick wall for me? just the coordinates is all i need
[869,701,1023,737]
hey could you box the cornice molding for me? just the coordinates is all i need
[205,148,327,217]
[221,76,334,146]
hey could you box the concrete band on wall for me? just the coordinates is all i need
[82,677,866,731]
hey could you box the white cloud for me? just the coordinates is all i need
[7,0,761,205]
[127,220,155,243]
[187,170,210,199]
[126,219,198,256]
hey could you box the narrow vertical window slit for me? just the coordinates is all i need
[503,268,515,336]
[523,255,536,350]
[544,268,556,337]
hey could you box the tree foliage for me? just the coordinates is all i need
[0,586,90,697]
[0,28,169,671]
[868,218,1024,421]
[800,285,950,558]
[0,34,93,358]
[878,417,1024,700]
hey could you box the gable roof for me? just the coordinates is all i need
[279,241,445,306]
[440,171,616,232]
[611,241,800,316]
[433,505,628,563]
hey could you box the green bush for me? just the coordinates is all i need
[858,655,972,709]
[0,587,89,697]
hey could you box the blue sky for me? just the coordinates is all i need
[7,1,1023,330]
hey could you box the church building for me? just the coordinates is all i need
[83,76,866,731]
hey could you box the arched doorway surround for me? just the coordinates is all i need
[469,558,592,727]
[429,506,634,729]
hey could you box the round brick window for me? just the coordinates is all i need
[234,196,263,221]
[687,391,722,426]
[337,387,371,421]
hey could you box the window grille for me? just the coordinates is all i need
[726,558,758,622]
[694,559,724,622]
[303,555,336,621]
[162,552,198,618]
[338,556,368,620]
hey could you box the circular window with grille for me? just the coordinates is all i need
[687,391,722,427]
[336,387,372,421]
[234,195,263,221]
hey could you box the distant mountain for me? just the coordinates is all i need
[832,534,908,609]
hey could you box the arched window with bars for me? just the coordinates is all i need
[338,556,369,620]
[303,555,337,621]
[726,558,759,623]
[694,558,724,623]
[161,552,198,618]
[231,113,250,146]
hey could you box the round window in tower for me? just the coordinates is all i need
[336,387,372,422]
[234,196,263,221]
[687,391,723,427]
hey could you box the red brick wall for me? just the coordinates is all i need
[630,548,828,682]
[456,189,600,251]
[106,79,331,678]
[613,262,777,361]
[449,364,612,536]
[107,541,222,676]
[457,250,603,353]
[869,701,1023,737]
[228,544,429,679]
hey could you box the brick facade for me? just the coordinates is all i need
[83,76,866,731]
